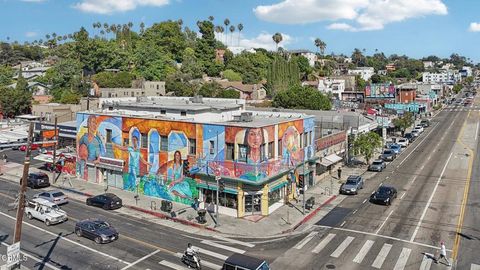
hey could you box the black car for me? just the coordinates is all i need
[222,253,270,270]
[86,193,122,210]
[27,172,50,189]
[75,219,118,244]
[404,133,416,142]
[370,185,397,205]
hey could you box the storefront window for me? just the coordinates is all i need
[202,189,237,209]
[268,188,283,206]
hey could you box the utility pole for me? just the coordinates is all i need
[14,122,34,244]
[52,115,58,183]
[302,160,306,215]
[215,131,220,227]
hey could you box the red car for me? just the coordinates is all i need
[19,144,40,151]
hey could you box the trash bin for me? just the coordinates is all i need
[306,197,315,210]
[197,209,207,224]
[161,200,173,212]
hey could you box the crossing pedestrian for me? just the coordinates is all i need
[337,167,342,180]
[436,241,451,266]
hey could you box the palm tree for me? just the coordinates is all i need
[140,22,145,34]
[314,38,327,56]
[229,25,235,46]
[63,35,67,41]
[272,32,283,51]
[128,22,133,29]
[177,19,183,26]
[67,34,73,39]
[220,26,225,45]
[45,34,50,40]
[214,26,221,41]
[208,16,214,21]
[100,30,105,39]
[52,33,57,39]
[224,19,230,44]
[237,23,243,46]
[57,36,62,42]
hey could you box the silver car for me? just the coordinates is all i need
[340,175,364,195]
[35,190,68,205]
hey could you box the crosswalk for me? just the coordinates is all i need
[443,105,480,112]
[293,231,480,270]
[157,237,255,270]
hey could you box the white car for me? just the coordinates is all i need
[411,130,420,137]
[397,138,409,148]
[414,125,424,133]
[25,198,68,226]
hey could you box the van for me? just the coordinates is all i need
[222,253,270,270]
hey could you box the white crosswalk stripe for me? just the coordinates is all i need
[201,240,246,254]
[294,231,318,249]
[331,236,354,258]
[312,233,336,254]
[419,254,433,270]
[471,263,480,270]
[212,235,255,248]
[174,253,222,270]
[159,260,189,270]
[193,246,228,261]
[353,240,374,264]
[372,243,392,269]
[393,247,411,270]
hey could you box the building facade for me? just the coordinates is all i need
[348,67,375,81]
[422,71,461,84]
[76,109,316,217]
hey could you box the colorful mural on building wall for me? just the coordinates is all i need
[76,113,316,205]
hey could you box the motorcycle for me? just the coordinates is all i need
[181,251,202,269]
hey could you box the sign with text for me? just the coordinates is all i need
[315,132,347,151]
[6,242,20,267]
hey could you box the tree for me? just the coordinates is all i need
[15,70,28,91]
[195,20,218,76]
[352,132,382,164]
[222,69,242,81]
[140,22,145,34]
[351,48,365,66]
[0,86,32,117]
[355,75,367,91]
[371,74,382,84]
[452,83,462,94]
[217,89,240,99]
[295,56,313,80]
[392,112,414,136]
[314,38,326,55]
[272,85,331,110]
[143,20,186,62]
[266,55,299,95]
[237,23,243,46]
[229,25,235,47]
[197,82,222,97]
[180,47,203,79]
[272,32,283,50]
[92,71,135,88]
[208,16,214,21]
[0,66,14,86]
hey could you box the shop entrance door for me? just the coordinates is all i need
[245,193,262,215]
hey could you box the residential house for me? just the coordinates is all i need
[318,78,346,100]
[460,66,473,77]
[8,81,51,96]
[423,61,434,69]
[422,71,461,84]
[289,49,317,67]
[98,80,166,98]
[348,67,375,81]
[217,81,267,100]
[385,64,396,72]
[377,70,388,76]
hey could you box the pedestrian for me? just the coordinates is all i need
[3,153,7,163]
[337,167,342,180]
[436,241,451,266]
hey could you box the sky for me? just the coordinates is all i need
[1,0,480,62]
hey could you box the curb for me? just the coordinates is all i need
[281,194,337,234]
[52,184,219,233]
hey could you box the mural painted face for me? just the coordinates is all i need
[174,151,182,164]
[247,128,263,150]
[88,116,98,136]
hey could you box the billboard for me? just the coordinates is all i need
[365,83,395,98]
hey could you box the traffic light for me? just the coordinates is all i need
[183,159,190,177]
[219,180,225,193]
[298,175,305,188]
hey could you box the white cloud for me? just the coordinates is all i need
[254,0,447,31]
[25,31,38,37]
[216,32,293,51]
[469,22,480,32]
[73,0,169,14]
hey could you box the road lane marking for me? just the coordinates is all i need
[375,210,394,234]
[476,122,479,140]
[0,211,131,265]
[330,236,354,258]
[393,247,411,270]
[419,254,433,270]
[352,209,358,214]
[1,241,61,270]
[340,221,346,227]
[471,263,480,270]
[212,235,255,248]
[372,243,392,269]
[362,199,367,204]
[411,175,418,184]
[174,253,222,270]
[121,250,160,270]
[420,164,425,170]
[353,240,374,264]
[201,240,245,254]
[159,260,188,270]
[410,152,453,242]
[312,233,336,254]
[294,231,318,250]
[193,246,228,261]
[398,122,438,166]
[400,192,406,199]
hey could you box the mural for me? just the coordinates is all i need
[76,113,316,205]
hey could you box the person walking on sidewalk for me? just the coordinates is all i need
[436,241,451,266]
[337,167,342,180]
[3,153,7,163]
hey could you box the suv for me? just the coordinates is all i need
[86,193,122,210]
[27,172,50,189]
[25,198,68,226]
[339,175,364,195]
[368,159,386,172]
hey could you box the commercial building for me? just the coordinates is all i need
[422,71,461,84]
[98,80,166,98]
[76,97,317,217]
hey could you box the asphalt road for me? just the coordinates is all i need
[0,178,290,270]
[272,95,479,269]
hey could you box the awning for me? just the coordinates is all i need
[320,154,343,167]
[197,183,238,194]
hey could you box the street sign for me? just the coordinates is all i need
[6,242,20,267]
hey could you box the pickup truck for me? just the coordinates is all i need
[25,198,68,226]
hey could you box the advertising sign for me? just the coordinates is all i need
[365,83,396,98]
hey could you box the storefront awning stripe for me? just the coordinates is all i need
[197,183,238,194]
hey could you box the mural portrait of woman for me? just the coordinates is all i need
[167,150,192,198]
[244,128,265,164]
[78,115,105,164]
[114,134,151,191]
[282,126,301,166]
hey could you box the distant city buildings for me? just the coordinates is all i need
[422,70,461,84]
[348,67,375,81]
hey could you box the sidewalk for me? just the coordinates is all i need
[0,161,369,238]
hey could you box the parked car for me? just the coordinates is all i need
[414,125,424,133]
[19,143,40,151]
[381,149,397,162]
[86,193,122,210]
[34,190,68,205]
[397,138,409,148]
[411,130,420,137]
[25,198,68,226]
[420,119,430,128]
[404,133,416,142]
[370,185,397,205]
[222,253,270,270]
[339,175,364,195]
[75,219,118,244]
[389,143,402,154]
[27,172,50,189]
[368,159,386,172]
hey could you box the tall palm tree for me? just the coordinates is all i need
[103,23,109,34]
[224,19,230,44]
[100,30,105,39]
[92,22,97,34]
[220,26,225,45]
[237,23,243,46]
[63,35,67,41]
[45,34,50,40]
[208,16,214,21]
[67,34,73,39]
[177,19,183,26]
[128,22,133,29]
[314,38,327,56]
[214,26,221,41]
[140,22,145,34]
[272,32,283,51]
[229,25,235,46]
[52,33,57,39]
